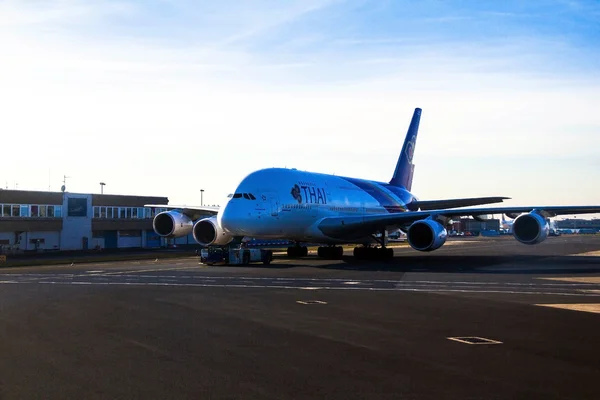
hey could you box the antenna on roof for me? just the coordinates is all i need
[61,174,70,193]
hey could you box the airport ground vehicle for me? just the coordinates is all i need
[199,246,273,266]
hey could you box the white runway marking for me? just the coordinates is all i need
[447,336,503,345]
[100,265,206,275]
[12,280,596,296]
[1,270,598,298]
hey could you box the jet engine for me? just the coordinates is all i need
[193,216,233,246]
[153,210,193,238]
[407,219,448,252]
[512,211,549,245]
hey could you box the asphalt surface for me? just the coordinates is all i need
[1,236,599,399]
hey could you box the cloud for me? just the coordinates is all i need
[0,0,136,27]
[0,0,598,207]
[217,0,344,46]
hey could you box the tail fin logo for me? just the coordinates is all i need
[405,136,416,163]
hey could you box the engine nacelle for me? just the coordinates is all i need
[512,211,549,245]
[153,210,193,238]
[407,219,448,252]
[193,216,233,246]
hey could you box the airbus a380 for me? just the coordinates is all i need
[147,108,600,260]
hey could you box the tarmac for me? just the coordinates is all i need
[0,235,599,399]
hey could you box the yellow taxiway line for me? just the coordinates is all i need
[535,304,600,314]
[539,277,600,284]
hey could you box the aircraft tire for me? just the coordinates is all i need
[302,246,308,257]
[386,247,394,259]
[265,250,273,265]
[287,246,298,257]
[353,247,365,259]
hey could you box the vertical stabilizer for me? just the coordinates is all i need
[389,108,421,189]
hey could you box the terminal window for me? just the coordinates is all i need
[68,198,88,217]
[120,230,141,237]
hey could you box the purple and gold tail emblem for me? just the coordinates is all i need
[291,184,303,203]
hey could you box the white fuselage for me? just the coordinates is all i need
[218,168,416,243]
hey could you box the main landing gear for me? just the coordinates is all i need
[287,245,308,258]
[352,230,395,260]
[287,245,344,259]
[317,246,344,259]
[353,246,394,260]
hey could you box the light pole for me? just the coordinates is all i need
[100,182,106,194]
[200,189,204,206]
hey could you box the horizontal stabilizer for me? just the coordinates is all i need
[406,197,510,211]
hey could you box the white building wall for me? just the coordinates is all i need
[118,235,142,248]
[0,232,15,254]
[90,238,105,249]
[60,194,93,250]
[22,231,61,251]
[174,233,195,245]
[0,232,14,245]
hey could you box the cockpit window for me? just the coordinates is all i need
[232,193,256,200]
[227,194,233,198]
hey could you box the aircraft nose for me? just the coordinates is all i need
[218,202,244,234]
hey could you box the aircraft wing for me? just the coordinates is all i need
[317,205,600,239]
[407,196,510,211]
[144,204,219,220]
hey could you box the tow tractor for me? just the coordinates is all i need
[199,246,273,266]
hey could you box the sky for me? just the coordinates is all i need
[1,0,599,213]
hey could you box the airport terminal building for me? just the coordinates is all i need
[0,189,187,253]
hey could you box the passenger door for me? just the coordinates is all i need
[268,194,279,217]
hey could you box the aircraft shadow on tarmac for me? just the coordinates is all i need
[272,255,600,274]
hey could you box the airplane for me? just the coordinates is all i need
[146,108,600,260]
